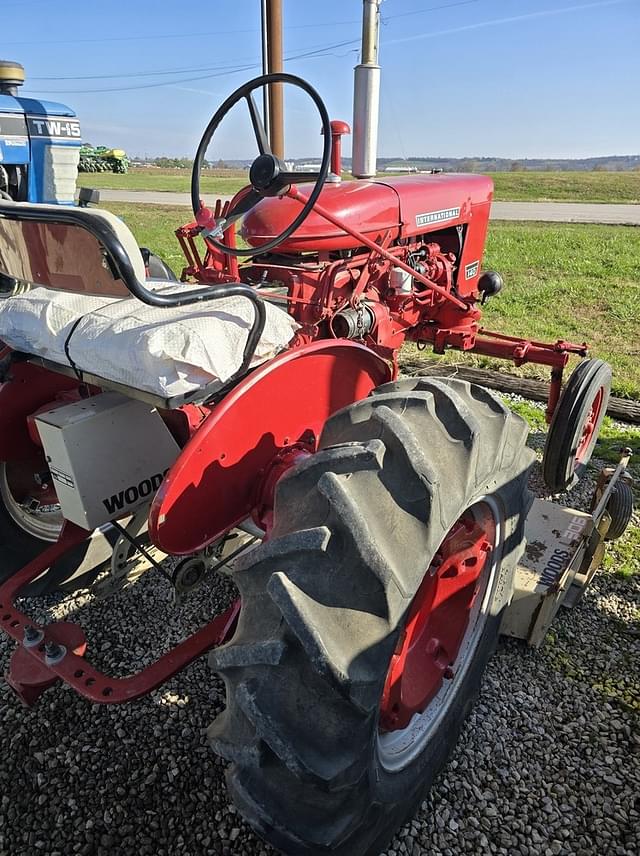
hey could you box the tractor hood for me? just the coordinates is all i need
[241,179,400,252]
[241,173,493,253]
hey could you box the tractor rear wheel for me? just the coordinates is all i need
[0,462,100,593]
[210,379,534,855]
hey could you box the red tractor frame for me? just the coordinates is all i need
[0,74,614,855]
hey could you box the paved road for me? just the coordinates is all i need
[96,188,640,225]
[491,200,640,225]
[97,189,204,207]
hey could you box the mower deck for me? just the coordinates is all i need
[501,450,632,647]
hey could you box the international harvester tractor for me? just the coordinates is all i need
[0,74,633,855]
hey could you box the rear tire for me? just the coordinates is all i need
[209,379,534,855]
[0,462,100,593]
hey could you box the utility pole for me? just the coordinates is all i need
[260,0,271,142]
[263,0,285,159]
[352,0,381,179]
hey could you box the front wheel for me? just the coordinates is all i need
[543,359,612,493]
[209,378,534,855]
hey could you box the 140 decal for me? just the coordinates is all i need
[464,260,479,280]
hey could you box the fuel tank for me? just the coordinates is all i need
[241,173,494,253]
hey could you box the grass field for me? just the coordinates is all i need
[491,171,640,203]
[480,221,640,398]
[80,168,640,203]
[78,168,246,196]
[103,203,640,399]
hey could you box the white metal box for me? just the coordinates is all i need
[35,392,180,530]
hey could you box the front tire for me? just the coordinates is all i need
[210,379,534,855]
[543,359,611,493]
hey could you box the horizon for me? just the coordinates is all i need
[127,153,640,164]
[6,0,639,161]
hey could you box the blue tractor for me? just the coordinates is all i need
[0,60,82,205]
[0,61,171,277]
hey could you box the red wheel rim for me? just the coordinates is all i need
[379,504,496,734]
[575,386,604,464]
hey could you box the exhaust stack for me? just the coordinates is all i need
[352,0,381,179]
[0,60,25,97]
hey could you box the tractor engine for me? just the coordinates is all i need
[181,166,492,364]
[0,60,81,204]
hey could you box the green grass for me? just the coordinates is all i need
[78,169,247,196]
[490,171,640,203]
[410,221,640,399]
[81,168,640,204]
[480,222,640,399]
[505,400,549,431]
[103,203,190,276]
[602,525,640,580]
[102,205,640,399]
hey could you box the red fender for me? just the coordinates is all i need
[149,340,392,555]
[0,360,81,461]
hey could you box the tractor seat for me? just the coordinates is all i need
[0,202,298,404]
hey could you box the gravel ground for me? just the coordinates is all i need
[0,395,638,856]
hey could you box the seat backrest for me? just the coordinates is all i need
[0,201,146,298]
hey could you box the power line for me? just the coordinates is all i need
[32,40,361,95]
[381,0,477,22]
[8,22,360,48]
[28,1,482,94]
[384,0,630,46]
[20,0,478,50]
[32,37,353,81]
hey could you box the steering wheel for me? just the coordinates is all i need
[191,73,331,257]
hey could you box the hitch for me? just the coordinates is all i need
[0,522,239,706]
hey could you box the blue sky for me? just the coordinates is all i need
[7,0,639,160]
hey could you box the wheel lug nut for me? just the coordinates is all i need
[44,640,66,664]
[23,625,44,648]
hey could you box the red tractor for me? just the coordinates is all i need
[0,75,618,854]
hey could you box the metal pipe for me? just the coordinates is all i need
[352,0,381,179]
[265,0,285,159]
[361,0,380,63]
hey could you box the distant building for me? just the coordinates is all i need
[384,165,418,173]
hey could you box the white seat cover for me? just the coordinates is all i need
[0,284,299,399]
